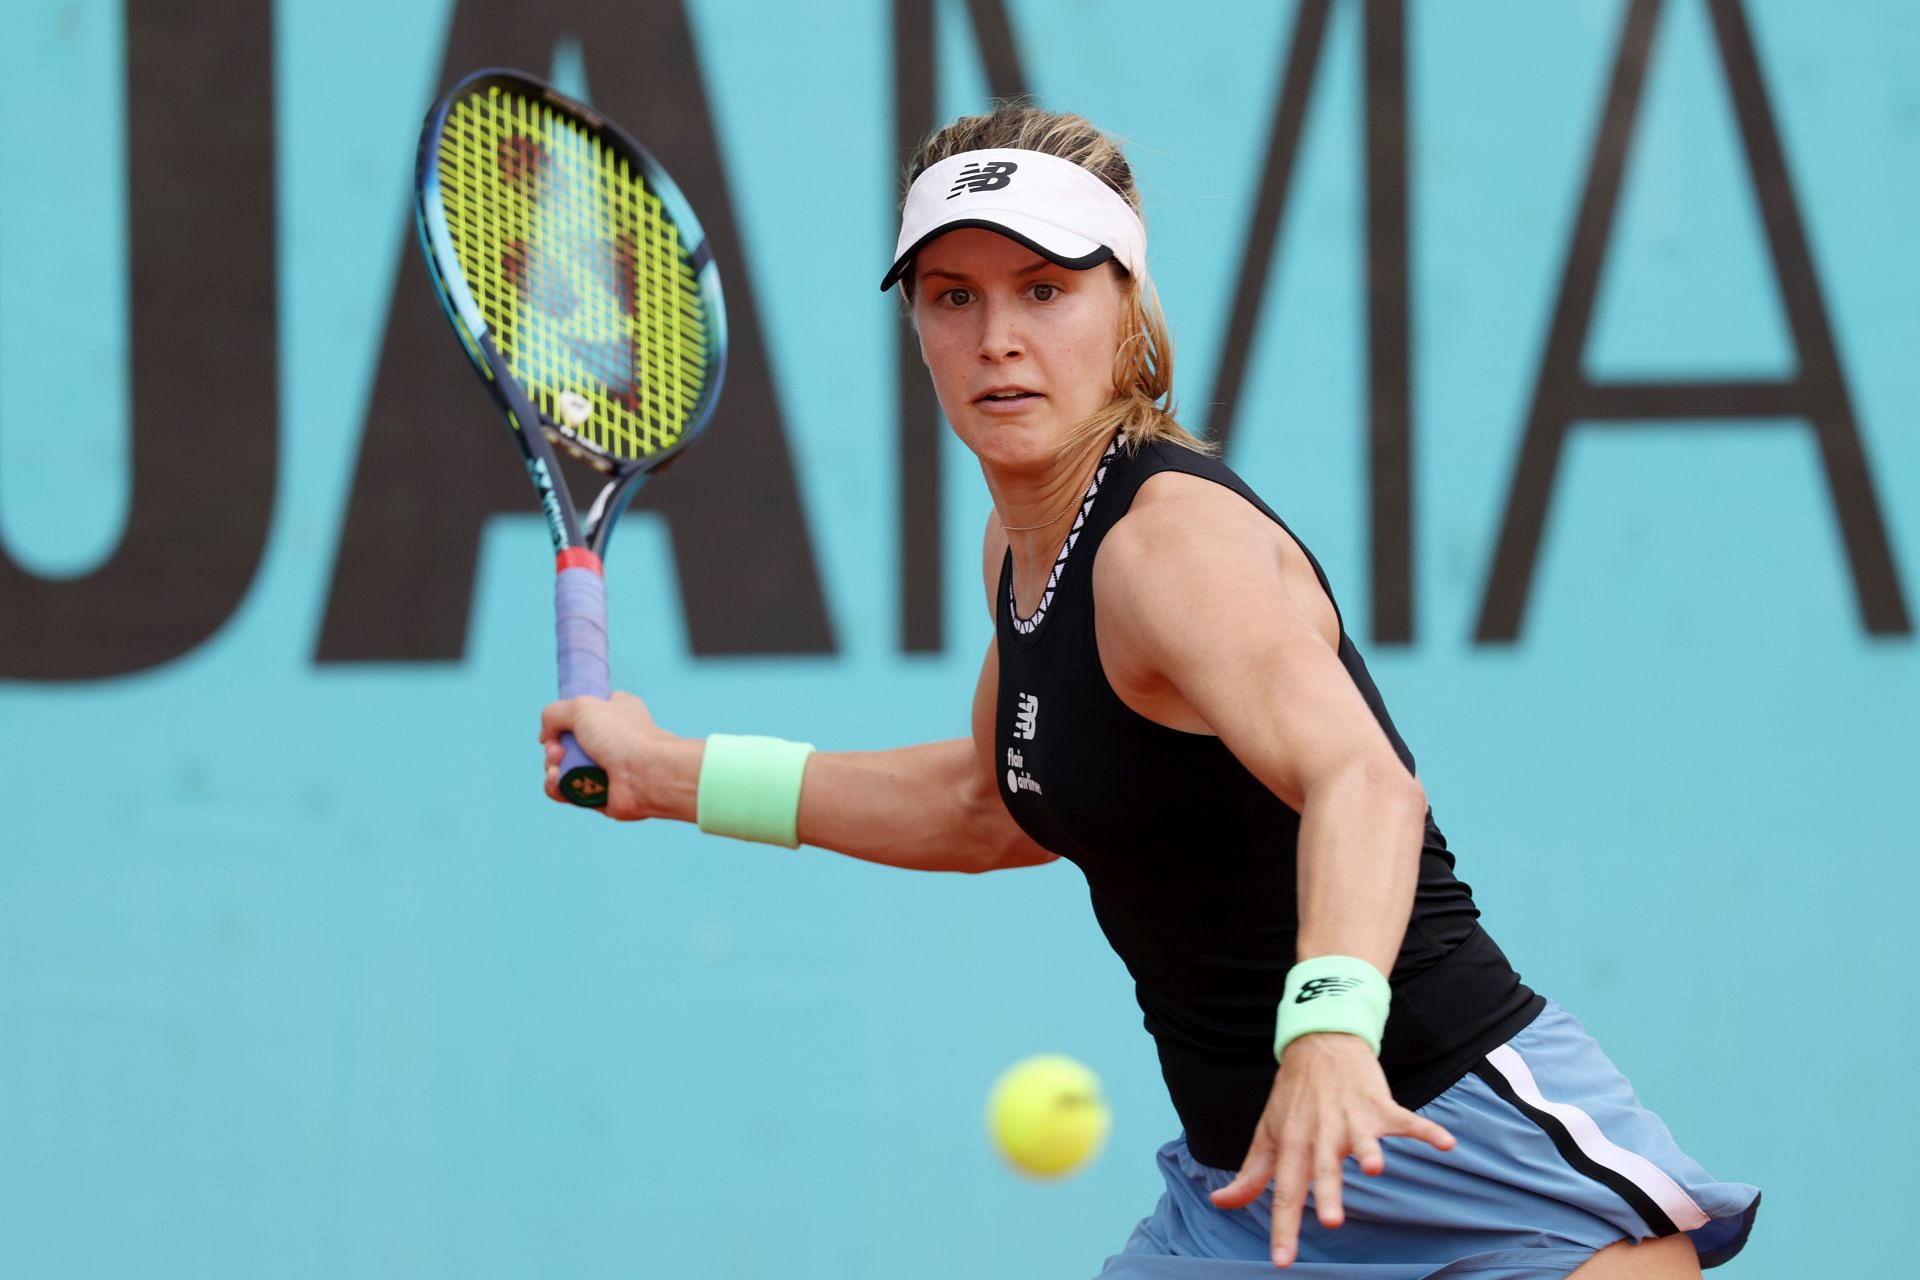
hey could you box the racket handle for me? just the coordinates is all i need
[554,550,611,807]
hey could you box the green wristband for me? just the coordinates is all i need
[696,734,815,848]
[1274,955,1391,1060]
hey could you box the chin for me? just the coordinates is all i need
[955,417,1066,469]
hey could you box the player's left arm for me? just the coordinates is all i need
[1091,474,1453,1269]
[1092,476,1425,970]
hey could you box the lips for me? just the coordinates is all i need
[975,386,1041,404]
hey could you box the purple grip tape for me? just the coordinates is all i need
[555,564,611,806]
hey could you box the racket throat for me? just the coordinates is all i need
[524,455,580,550]
[556,547,603,575]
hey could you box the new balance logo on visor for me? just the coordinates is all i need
[948,161,1018,198]
[1295,977,1365,1003]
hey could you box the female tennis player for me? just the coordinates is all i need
[539,105,1760,1278]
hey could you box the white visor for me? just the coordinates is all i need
[880,148,1147,292]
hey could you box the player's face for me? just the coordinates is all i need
[910,229,1126,471]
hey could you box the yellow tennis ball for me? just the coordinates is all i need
[986,1054,1112,1178]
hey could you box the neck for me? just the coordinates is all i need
[987,432,1114,567]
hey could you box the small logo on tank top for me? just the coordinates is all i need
[1005,693,1043,795]
[1004,747,1042,796]
[1013,692,1039,740]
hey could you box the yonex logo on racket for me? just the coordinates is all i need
[1295,977,1364,1003]
[525,457,569,549]
[948,161,1018,198]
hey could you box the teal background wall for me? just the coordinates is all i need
[3,1,1914,1275]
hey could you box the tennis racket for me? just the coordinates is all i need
[415,68,727,807]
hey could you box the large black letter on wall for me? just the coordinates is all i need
[1476,0,1910,642]
[1202,0,1418,645]
[892,0,1029,652]
[319,0,833,662]
[0,4,277,679]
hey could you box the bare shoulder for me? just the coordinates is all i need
[1105,469,1277,555]
[1094,470,1339,650]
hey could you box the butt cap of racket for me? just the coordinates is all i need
[560,763,609,807]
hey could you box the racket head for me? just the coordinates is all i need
[414,69,728,481]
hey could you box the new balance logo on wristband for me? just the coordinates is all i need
[948,161,1018,198]
[1295,976,1365,1003]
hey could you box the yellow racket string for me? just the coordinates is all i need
[437,85,710,461]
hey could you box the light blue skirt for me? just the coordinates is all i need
[1098,1000,1760,1279]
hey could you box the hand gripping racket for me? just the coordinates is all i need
[415,69,727,807]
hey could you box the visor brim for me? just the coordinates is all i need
[880,213,1114,292]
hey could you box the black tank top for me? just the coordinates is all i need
[993,437,1543,1170]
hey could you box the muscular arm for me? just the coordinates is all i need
[794,643,1055,873]
[1092,474,1427,971]
[541,519,1056,876]
[1097,476,1451,1261]
[796,516,1055,872]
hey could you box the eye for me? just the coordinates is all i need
[1030,282,1059,302]
[940,287,974,307]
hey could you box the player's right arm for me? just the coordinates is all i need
[792,641,1055,872]
[539,648,1051,873]
[537,521,1056,874]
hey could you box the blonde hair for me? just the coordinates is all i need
[902,101,1212,458]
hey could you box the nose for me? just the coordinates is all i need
[975,295,1024,363]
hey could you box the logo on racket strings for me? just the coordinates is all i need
[1295,977,1365,1003]
[556,391,594,429]
[949,161,1018,198]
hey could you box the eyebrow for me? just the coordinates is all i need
[918,258,1056,283]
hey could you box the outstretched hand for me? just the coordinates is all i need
[1209,1033,1455,1269]
[540,691,692,820]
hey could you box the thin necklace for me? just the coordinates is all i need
[998,496,1081,533]
[997,451,1106,532]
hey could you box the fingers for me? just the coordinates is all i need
[541,699,602,805]
[540,697,585,740]
[1218,1120,1352,1268]
[1352,1131,1386,1177]
[1214,1122,1423,1267]
[1207,1132,1275,1211]
[1211,1055,1462,1272]
[1311,1123,1346,1228]
[1389,1109,1455,1153]
[1266,1136,1312,1267]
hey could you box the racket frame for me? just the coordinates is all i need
[414,68,728,805]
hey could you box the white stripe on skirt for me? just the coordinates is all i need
[1484,1043,1710,1232]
